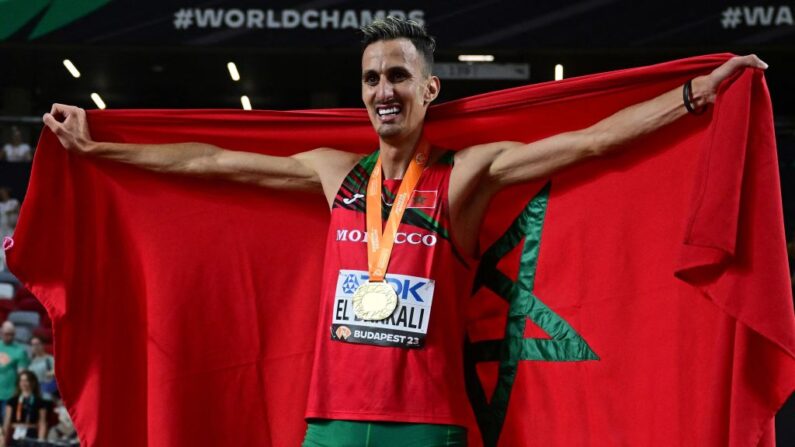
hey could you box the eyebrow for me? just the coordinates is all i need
[362,66,411,78]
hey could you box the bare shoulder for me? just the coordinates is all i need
[449,141,523,212]
[294,147,362,181]
[446,142,520,258]
[442,141,523,256]
[293,147,364,207]
[293,147,362,167]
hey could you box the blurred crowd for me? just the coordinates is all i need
[0,125,72,445]
[0,317,75,446]
[0,244,75,446]
[1,123,30,275]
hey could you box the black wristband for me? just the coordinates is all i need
[683,79,706,115]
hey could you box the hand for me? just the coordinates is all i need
[695,54,768,105]
[42,103,95,153]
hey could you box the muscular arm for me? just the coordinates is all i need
[43,104,361,207]
[83,141,330,192]
[449,55,767,256]
[465,56,763,190]
[485,83,690,186]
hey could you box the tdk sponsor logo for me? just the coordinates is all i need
[337,270,433,303]
[336,229,437,247]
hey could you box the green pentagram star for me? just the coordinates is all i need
[466,182,599,447]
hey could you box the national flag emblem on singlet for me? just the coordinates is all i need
[408,190,437,209]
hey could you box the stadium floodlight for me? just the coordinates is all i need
[458,55,495,62]
[90,93,106,109]
[228,62,241,81]
[555,64,564,81]
[241,95,252,110]
[63,59,81,78]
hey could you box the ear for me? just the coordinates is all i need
[423,76,441,106]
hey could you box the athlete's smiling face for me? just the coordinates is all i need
[361,38,440,143]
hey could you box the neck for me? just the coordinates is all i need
[378,126,423,180]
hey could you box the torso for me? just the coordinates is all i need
[3,144,31,162]
[7,394,44,424]
[305,150,477,426]
[0,344,28,401]
[28,356,52,383]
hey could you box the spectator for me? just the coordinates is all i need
[0,323,28,422]
[0,188,19,273]
[46,393,75,443]
[0,371,47,445]
[0,188,18,236]
[26,338,55,400]
[1,128,31,163]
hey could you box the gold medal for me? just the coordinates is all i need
[352,281,398,321]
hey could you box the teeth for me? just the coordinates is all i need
[377,106,400,116]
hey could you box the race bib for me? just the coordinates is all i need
[330,270,435,349]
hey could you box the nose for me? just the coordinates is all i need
[375,76,394,102]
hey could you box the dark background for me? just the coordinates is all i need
[1,0,793,444]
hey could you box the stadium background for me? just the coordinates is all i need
[0,1,792,444]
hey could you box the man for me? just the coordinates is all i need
[0,322,29,423]
[42,17,765,447]
[1,127,32,163]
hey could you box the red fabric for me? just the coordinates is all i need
[6,54,794,447]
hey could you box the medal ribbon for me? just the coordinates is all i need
[366,139,431,282]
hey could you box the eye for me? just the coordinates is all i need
[389,70,409,83]
[363,73,379,86]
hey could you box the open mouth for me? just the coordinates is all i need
[376,104,402,120]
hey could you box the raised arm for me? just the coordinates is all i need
[453,55,767,192]
[448,55,767,257]
[42,104,361,207]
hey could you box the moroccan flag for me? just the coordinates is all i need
[409,190,438,209]
[6,54,794,447]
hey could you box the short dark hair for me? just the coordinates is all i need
[361,17,436,75]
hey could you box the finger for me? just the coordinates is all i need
[42,113,62,132]
[50,103,68,116]
[50,103,77,119]
[751,54,769,69]
[42,114,64,134]
[742,54,768,69]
